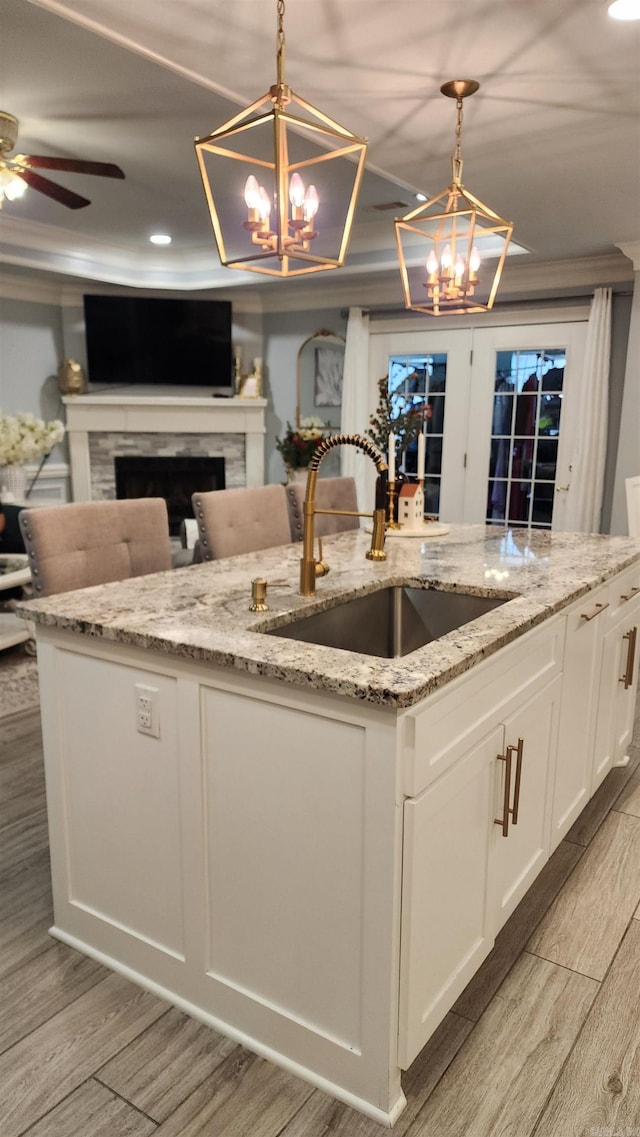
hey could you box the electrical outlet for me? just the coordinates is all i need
[135,683,160,738]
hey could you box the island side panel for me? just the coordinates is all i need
[36,630,407,1125]
[37,636,190,994]
[193,678,407,1120]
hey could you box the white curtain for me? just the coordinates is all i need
[563,287,611,533]
[340,307,371,511]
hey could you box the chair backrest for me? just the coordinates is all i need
[19,498,172,597]
[192,484,292,560]
[286,476,359,542]
[626,475,640,538]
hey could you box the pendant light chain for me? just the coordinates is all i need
[452,96,464,184]
[276,0,286,88]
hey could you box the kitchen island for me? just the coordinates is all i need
[19,525,640,1125]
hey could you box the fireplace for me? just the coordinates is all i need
[115,455,225,536]
[62,390,266,506]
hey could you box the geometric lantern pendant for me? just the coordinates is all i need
[395,81,513,315]
[195,1,367,279]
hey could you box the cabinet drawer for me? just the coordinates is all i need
[605,562,640,627]
[403,616,563,798]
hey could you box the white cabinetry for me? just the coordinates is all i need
[398,621,562,1068]
[592,564,640,789]
[398,563,639,1070]
[551,582,609,848]
[490,677,560,929]
[399,725,501,1069]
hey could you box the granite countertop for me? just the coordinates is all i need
[17,525,640,709]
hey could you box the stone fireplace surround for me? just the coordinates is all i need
[62,389,267,507]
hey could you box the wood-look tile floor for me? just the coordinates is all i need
[1,700,639,1137]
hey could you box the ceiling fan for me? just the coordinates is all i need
[0,111,124,209]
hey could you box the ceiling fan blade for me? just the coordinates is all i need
[16,168,91,209]
[23,155,125,179]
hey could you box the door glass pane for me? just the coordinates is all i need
[387,354,448,517]
[487,349,565,529]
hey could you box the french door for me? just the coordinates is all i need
[368,322,586,529]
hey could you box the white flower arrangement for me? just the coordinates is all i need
[0,410,65,467]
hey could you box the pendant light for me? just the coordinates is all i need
[395,80,514,315]
[194,0,368,278]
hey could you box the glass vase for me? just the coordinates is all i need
[287,467,309,484]
[0,464,27,502]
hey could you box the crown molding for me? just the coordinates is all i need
[1,209,634,316]
[257,251,634,313]
[0,214,254,291]
[0,269,65,306]
[615,241,640,270]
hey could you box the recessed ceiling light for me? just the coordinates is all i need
[416,193,427,202]
[608,0,640,18]
[149,234,172,245]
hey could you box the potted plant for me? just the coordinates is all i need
[366,376,426,465]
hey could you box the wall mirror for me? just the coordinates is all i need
[296,330,346,430]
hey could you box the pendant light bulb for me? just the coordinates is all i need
[303,184,319,221]
[426,250,438,276]
[289,172,305,207]
[244,174,260,210]
[258,185,272,223]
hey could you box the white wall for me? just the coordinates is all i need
[611,270,640,534]
[0,296,67,466]
[263,307,347,484]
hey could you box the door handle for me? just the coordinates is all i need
[619,626,637,690]
[495,747,512,837]
[494,738,524,837]
[580,602,609,622]
[510,738,524,825]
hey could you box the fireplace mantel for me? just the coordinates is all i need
[63,388,267,502]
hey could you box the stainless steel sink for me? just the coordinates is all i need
[267,585,510,659]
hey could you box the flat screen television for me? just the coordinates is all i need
[83,294,233,392]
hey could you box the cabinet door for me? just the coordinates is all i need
[398,725,502,1069]
[490,677,560,932]
[611,603,640,765]
[551,588,608,849]
[593,593,640,789]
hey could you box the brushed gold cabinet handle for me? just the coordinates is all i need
[510,738,524,825]
[580,602,609,622]
[495,748,512,838]
[620,586,640,603]
[620,626,637,690]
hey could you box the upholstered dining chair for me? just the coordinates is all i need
[286,476,360,542]
[192,484,292,560]
[19,498,172,597]
[625,475,640,538]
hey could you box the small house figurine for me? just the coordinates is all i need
[398,481,424,531]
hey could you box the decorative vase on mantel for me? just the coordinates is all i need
[0,464,27,503]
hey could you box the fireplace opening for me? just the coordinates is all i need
[115,455,225,536]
